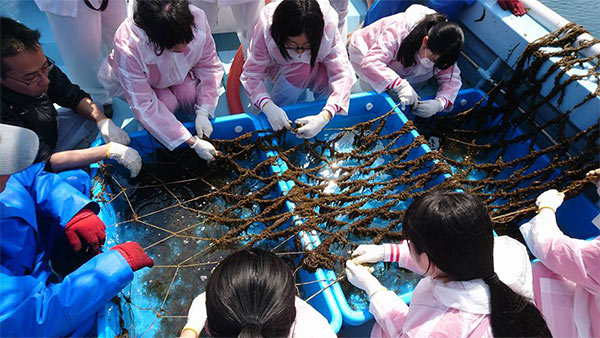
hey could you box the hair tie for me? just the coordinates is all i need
[483,272,500,284]
[241,317,262,328]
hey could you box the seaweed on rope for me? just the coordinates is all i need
[94,23,599,336]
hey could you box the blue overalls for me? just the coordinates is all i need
[0,163,132,337]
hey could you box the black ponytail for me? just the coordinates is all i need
[205,248,297,338]
[238,317,263,338]
[403,190,552,337]
[483,273,552,337]
[396,13,464,70]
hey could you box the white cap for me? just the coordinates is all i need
[0,124,39,175]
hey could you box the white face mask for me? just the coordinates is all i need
[419,56,435,68]
[418,45,436,68]
[290,50,311,63]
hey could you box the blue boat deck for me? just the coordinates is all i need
[2,1,598,337]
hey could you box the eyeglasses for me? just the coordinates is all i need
[285,45,311,52]
[5,57,55,86]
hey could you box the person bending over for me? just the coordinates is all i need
[346,190,551,337]
[348,5,463,118]
[180,248,336,338]
[99,0,223,161]
[241,0,354,139]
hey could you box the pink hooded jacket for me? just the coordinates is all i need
[240,0,354,115]
[182,293,336,337]
[370,236,533,337]
[98,5,223,150]
[520,209,600,338]
[348,5,461,109]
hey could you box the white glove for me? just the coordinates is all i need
[345,260,386,298]
[194,104,215,139]
[413,98,445,118]
[190,136,217,161]
[586,168,600,191]
[107,142,142,178]
[295,111,331,139]
[392,80,419,110]
[586,168,600,178]
[97,118,130,145]
[536,189,564,213]
[351,244,385,264]
[262,101,291,131]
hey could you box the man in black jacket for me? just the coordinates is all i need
[0,17,141,177]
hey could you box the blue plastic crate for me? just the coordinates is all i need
[91,113,341,336]
[91,91,598,335]
[255,89,599,329]
[256,92,466,326]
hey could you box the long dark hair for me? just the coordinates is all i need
[134,0,195,55]
[403,190,552,337]
[396,13,464,70]
[205,248,297,338]
[271,0,324,68]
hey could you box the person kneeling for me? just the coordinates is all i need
[348,5,463,118]
[99,0,222,162]
[180,248,336,338]
[241,0,355,139]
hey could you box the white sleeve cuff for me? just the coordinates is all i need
[194,104,216,118]
[383,242,410,265]
[520,210,563,258]
[184,293,207,333]
[369,289,409,325]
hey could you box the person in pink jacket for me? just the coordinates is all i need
[346,190,551,337]
[99,0,223,161]
[348,5,463,118]
[180,248,335,338]
[519,176,600,337]
[241,0,354,139]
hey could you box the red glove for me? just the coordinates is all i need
[65,208,106,254]
[111,242,154,271]
[498,0,527,16]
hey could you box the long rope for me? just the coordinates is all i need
[95,23,599,336]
